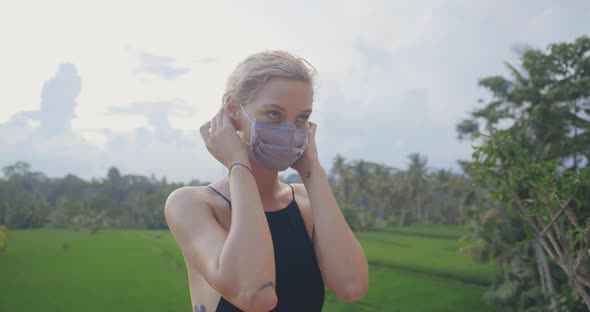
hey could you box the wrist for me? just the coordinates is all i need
[297,161,324,180]
[229,162,255,178]
[227,153,250,168]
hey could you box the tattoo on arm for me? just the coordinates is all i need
[258,281,275,291]
[306,169,311,179]
[194,304,206,312]
[249,282,275,309]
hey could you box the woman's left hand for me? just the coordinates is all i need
[291,121,320,176]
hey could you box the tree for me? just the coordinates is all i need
[0,161,185,230]
[473,131,590,309]
[458,36,590,167]
[458,36,590,311]
[406,153,430,224]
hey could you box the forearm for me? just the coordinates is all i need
[218,164,276,303]
[301,162,368,293]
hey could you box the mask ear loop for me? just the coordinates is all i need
[233,104,254,147]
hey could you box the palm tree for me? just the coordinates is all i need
[406,153,430,224]
[367,164,396,226]
[352,160,371,230]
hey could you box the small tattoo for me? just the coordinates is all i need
[194,304,206,312]
[250,282,275,309]
[306,169,311,179]
[259,281,275,290]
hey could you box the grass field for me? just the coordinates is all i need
[0,226,502,311]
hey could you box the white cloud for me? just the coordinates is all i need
[137,53,191,81]
[0,0,588,182]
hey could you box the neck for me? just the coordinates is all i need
[246,156,282,201]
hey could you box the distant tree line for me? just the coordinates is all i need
[0,153,477,233]
[0,162,192,232]
[325,154,475,231]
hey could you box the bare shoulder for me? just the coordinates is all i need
[164,186,219,241]
[164,185,234,309]
[164,186,208,219]
[164,185,229,269]
[290,183,309,204]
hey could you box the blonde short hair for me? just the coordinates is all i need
[222,50,316,106]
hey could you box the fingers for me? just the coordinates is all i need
[218,110,226,129]
[221,114,234,130]
[216,113,224,129]
[209,108,233,136]
[216,106,225,129]
[200,121,211,142]
[212,114,221,134]
[213,109,235,131]
[308,121,317,134]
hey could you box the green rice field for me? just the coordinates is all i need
[0,226,502,311]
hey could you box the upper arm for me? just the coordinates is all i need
[292,183,365,301]
[164,187,229,293]
[165,186,279,311]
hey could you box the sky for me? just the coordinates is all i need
[1,0,589,183]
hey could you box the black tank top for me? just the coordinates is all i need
[207,184,325,312]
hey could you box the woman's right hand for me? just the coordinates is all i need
[200,108,250,169]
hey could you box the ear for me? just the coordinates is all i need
[223,97,239,115]
[223,97,241,130]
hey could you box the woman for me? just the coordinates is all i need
[165,51,368,312]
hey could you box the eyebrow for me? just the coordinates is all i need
[261,103,313,114]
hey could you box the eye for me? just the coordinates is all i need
[297,115,310,122]
[266,111,281,119]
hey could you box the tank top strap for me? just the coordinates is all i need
[287,183,295,202]
[207,185,232,210]
[209,183,297,212]
[284,186,315,253]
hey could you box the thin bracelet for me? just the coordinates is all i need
[229,162,254,177]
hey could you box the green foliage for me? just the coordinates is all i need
[1,155,476,232]
[330,154,474,230]
[340,203,362,231]
[459,36,590,165]
[457,35,590,311]
[0,162,191,230]
[472,130,589,248]
[471,130,590,309]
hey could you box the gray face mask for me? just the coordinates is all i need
[239,104,309,171]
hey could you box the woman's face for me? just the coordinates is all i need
[232,78,313,139]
